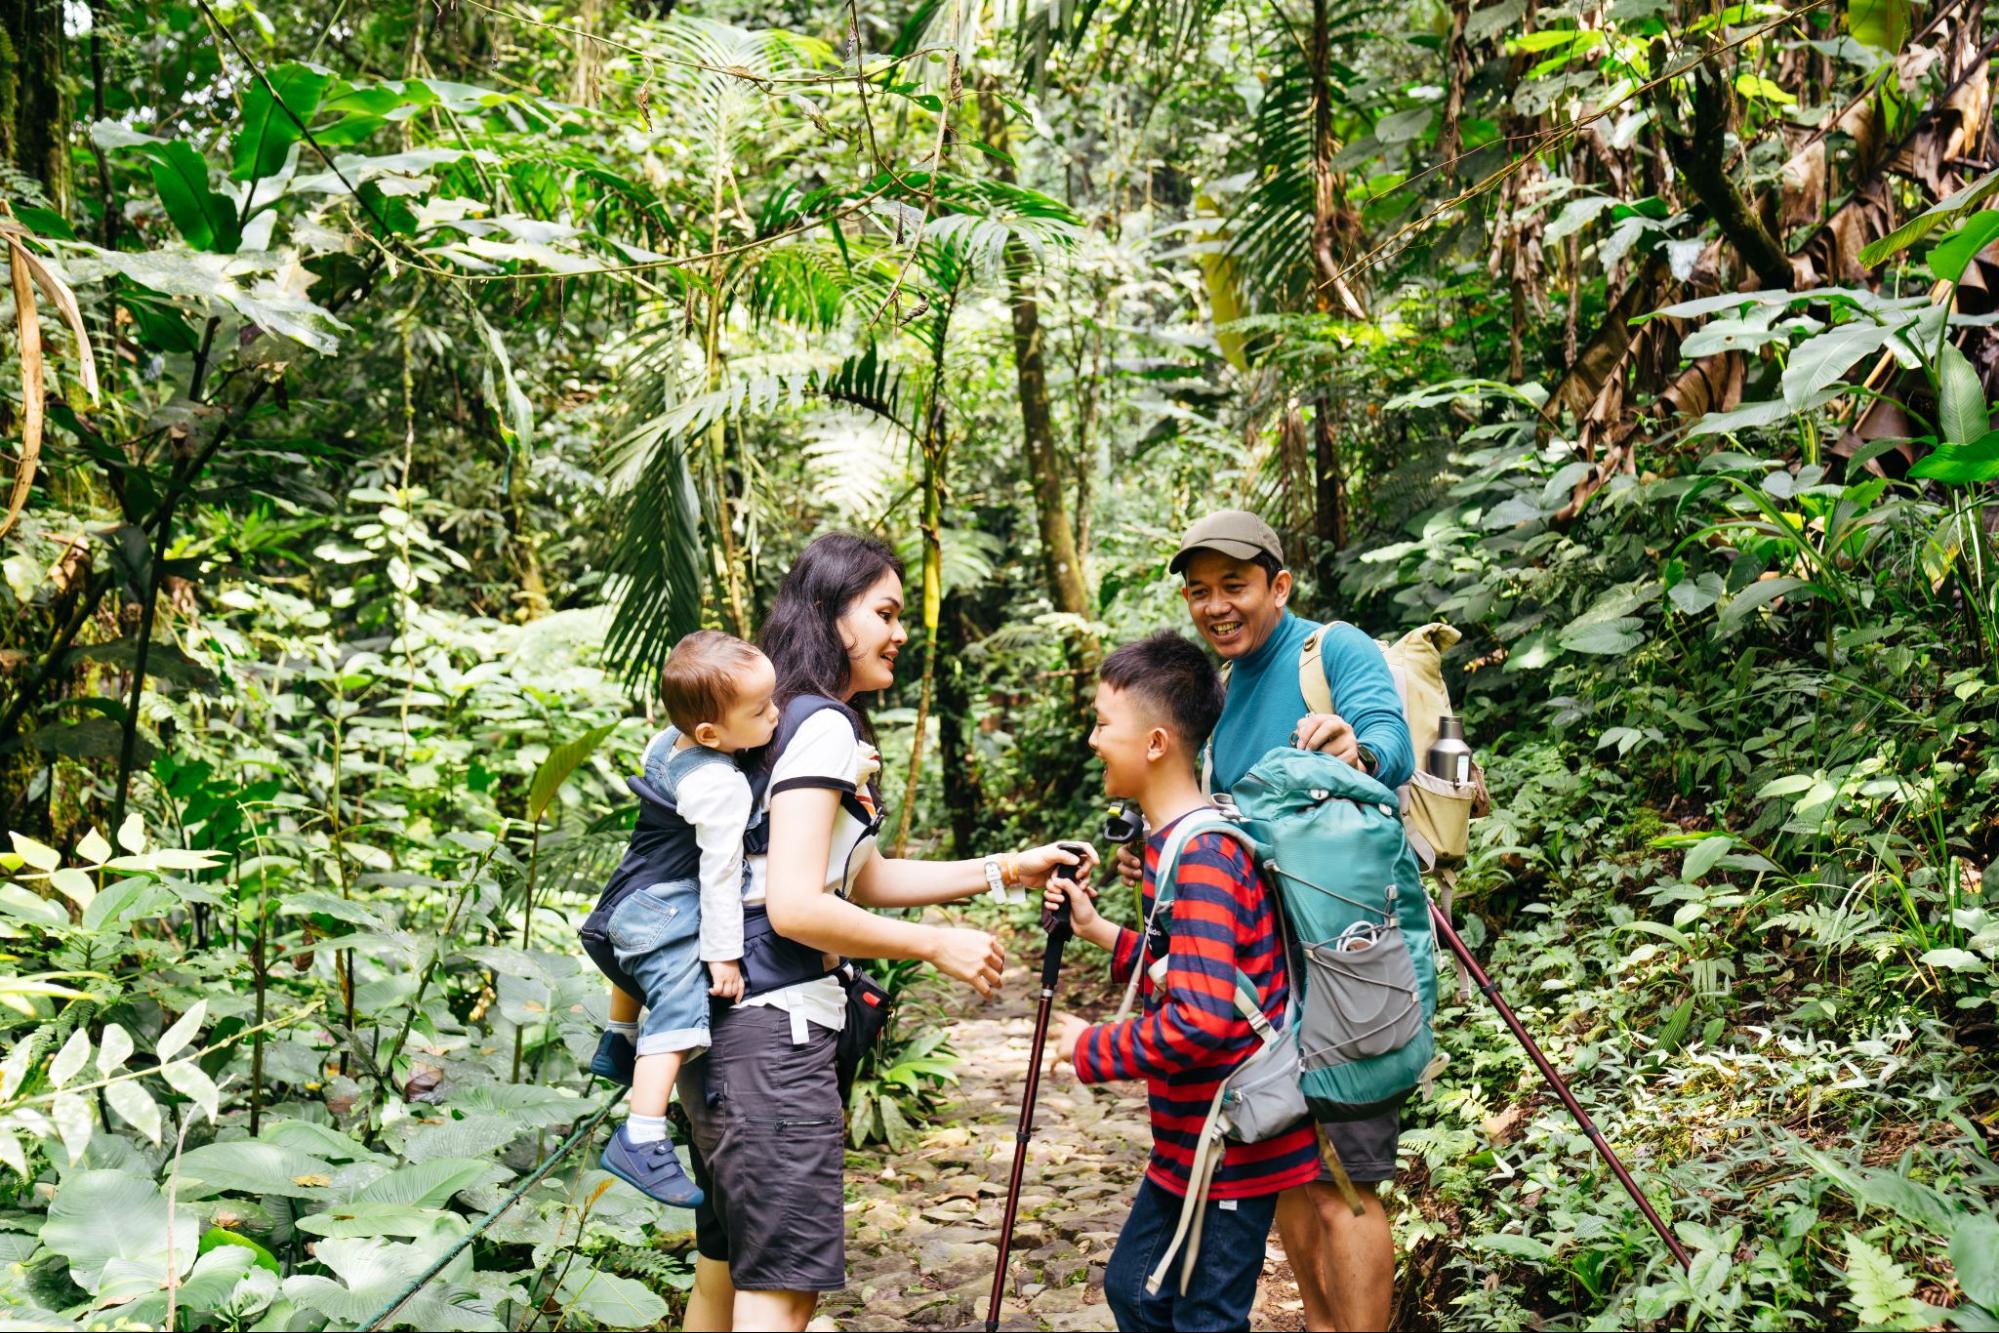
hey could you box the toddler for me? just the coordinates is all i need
[579,630,778,1206]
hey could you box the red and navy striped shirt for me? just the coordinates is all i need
[1072,812,1319,1199]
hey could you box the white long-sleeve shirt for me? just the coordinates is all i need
[640,729,749,963]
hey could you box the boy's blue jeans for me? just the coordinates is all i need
[606,878,710,1056]
[1103,1177,1276,1332]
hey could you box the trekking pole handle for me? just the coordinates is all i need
[1039,841,1088,985]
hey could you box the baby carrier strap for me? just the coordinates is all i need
[737,694,877,999]
[765,694,878,827]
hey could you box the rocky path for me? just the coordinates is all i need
[819,943,1308,1332]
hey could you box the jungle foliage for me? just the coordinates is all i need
[0,0,1997,1327]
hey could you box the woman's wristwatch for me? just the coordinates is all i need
[983,854,1015,903]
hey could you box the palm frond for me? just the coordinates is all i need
[601,341,910,686]
[601,427,707,691]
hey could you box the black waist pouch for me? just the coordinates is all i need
[836,965,893,1102]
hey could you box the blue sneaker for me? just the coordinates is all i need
[600,1125,704,1207]
[590,1029,635,1085]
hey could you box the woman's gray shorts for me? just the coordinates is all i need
[676,1001,846,1292]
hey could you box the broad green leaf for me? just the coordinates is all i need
[1848,0,1910,52]
[1645,289,1791,323]
[1781,322,1898,406]
[1682,834,1735,882]
[1734,73,1796,104]
[1688,390,1838,438]
[160,1059,221,1126]
[199,1225,282,1274]
[74,828,111,865]
[1757,774,1817,799]
[174,1141,335,1199]
[297,1201,463,1239]
[156,1000,207,1061]
[115,814,146,854]
[349,1157,495,1208]
[49,1027,91,1088]
[1558,617,1646,655]
[1929,211,1999,282]
[1543,196,1616,244]
[557,1261,671,1327]
[1938,340,1991,445]
[1720,577,1806,626]
[1921,947,1986,970]
[8,833,59,871]
[527,721,618,825]
[41,1169,196,1293]
[106,1079,163,1145]
[50,1092,93,1164]
[1668,572,1724,614]
[1910,429,1999,484]
[1472,1231,1552,1260]
[1954,1217,1999,1310]
[1861,168,1999,268]
[62,245,348,354]
[48,867,95,908]
[282,1235,491,1331]
[232,62,333,182]
[142,141,242,253]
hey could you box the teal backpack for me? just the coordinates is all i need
[1119,749,1435,1297]
[1228,746,1436,1118]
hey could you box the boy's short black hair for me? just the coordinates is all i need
[1100,631,1224,750]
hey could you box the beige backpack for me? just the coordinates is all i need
[1227,621,1489,869]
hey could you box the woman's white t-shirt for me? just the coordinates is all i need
[741,707,883,1042]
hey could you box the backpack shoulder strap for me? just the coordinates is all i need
[1152,810,1258,905]
[1298,624,1334,717]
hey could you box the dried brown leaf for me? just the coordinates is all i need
[3,242,45,541]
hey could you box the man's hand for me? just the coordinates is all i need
[1114,843,1143,887]
[707,959,744,1001]
[1294,712,1360,766]
[1050,1012,1091,1071]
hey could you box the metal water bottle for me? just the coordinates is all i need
[1427,714,1474,787]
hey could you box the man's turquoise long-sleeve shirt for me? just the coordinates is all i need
[1207,612,1414,795]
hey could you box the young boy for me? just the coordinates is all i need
[581,630,779,1207]
[1049,631,1320,1331]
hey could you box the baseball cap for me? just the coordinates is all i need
[1168,509,1285,575]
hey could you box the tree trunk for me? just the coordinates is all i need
[935,590,983,857]
[1309,0,1351,576]
[893,394,947,858]
[976,82,1089,618]
[0,0,72,215]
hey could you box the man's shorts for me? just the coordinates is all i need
[1315,1107,1401,1185]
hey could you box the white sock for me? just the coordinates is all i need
[626,1113,668,1145]
[607,1020,638,1040]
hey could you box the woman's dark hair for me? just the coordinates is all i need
[758,531,905,718]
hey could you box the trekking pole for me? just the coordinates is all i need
[984,842,1084,1333]
[1426,897,1692,1270]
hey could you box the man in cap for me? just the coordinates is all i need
[1117,509,1412,1330]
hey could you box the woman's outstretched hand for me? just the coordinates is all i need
[928,926,1007,997]
[1013,841,1100,890]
